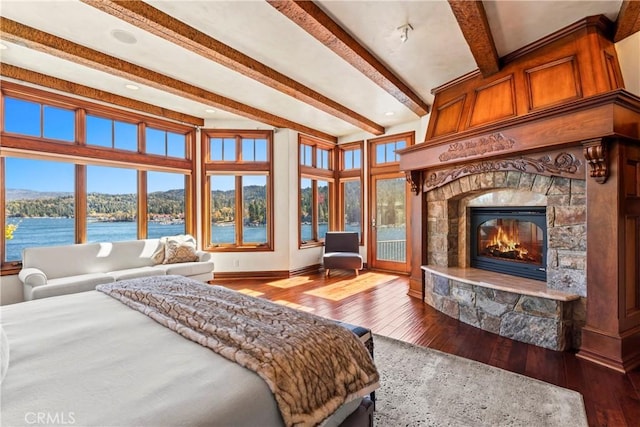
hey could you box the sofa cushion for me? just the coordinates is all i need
[107,267,166,281]
[163,235,198,264]
[323,252,363,269]
[99,240,161,271]
[23,243,106,279]
[32,273,115,300]
[158,261,215,277]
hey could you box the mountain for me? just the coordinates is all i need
[6,189,74,201]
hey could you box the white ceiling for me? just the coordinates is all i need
[0,0,625,139]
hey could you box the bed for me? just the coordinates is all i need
[0,275,378,427]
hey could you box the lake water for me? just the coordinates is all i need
[4,218,373,262]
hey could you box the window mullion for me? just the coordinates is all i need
[137,170,147,240]
[75,164,87,243]
[312,179,318,241]
[235,175,243,245]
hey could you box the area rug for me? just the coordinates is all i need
[372,335,588,426]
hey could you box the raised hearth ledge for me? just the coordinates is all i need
[421,266,580,302]
[421,265,581,350]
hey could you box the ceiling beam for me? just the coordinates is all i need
[447,0,500,77]
[81,0,384,136]
[266,0,430,117]
[0,18,336,143]
[614,0,640,42]
[1,65,204,127]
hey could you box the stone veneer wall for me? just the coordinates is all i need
[424,272,574,350]
[425,171,587,348]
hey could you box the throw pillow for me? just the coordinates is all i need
[151,237,168,265]
[163,234,198,264]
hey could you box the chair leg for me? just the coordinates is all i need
[355,269,359,276]
[325,269,330,277]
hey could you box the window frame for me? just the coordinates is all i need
[337,141,364,246]
[201,129,274,251]
[1,83,196,275]
[298,134,336,248]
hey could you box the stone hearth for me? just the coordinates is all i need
[422,170,586,350]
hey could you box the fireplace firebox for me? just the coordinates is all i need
[470,207,547,281]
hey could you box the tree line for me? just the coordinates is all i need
[5,187,267,225]
[6,183,371,226]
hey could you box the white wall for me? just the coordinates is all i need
[616,32,640,96]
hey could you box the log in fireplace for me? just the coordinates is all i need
[470,207,546,281]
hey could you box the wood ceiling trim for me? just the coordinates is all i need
[614,0,640,42]
[0,18,336,143]
[267,0,430,117]
[447,0,500,77]
[81,0,384,136]
[1,65,204,127]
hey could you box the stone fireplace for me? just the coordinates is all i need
[398,16,640,372]
[421,163,587,351]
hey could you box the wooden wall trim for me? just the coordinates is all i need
[210,264,322,282]
[399,90,640,173]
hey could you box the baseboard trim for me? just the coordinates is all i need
[210,264,322,282]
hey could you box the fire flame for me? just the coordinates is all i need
[486,226,529,259]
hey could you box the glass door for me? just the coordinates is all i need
[369,174,409,272]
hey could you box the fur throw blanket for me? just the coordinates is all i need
[97,275,379,427]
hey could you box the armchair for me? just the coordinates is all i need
[322,232,363,277]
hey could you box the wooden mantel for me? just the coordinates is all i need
[399,90,640,177]
[398,15,640,373]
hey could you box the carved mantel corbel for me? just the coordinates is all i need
[406,170,423,195]
[582,138,608,184]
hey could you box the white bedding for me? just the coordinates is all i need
[0,291,359,426]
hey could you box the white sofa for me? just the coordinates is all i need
[19,237,214,301]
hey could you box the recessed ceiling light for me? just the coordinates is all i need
[385,111,395,116]
[205,109,216,113]
[111,29,137,45]
[125,84,139,90]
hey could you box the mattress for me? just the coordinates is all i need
[0,290,361,426]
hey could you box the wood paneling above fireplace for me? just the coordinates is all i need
[425,15,622,142]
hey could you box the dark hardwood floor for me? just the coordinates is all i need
[217,270,640,427]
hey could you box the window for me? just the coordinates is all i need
[4,97,75,142]
[3,158,75,263]
[86,115,138,151]
[146,127,187,158]
[299,135,335,246]
[375,139,406,165]
[202,130,273,250]
[87,165,137,242]
[338,143,363,242]
[147,171,186,239]
[1,83,195,272]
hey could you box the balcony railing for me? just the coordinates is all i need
[377,239,406,262]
